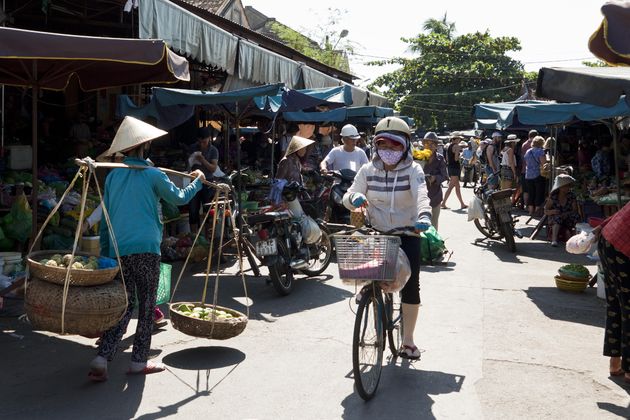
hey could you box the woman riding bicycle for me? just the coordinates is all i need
[342,116,432,360]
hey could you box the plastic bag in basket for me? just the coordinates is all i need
[380,249,411,293]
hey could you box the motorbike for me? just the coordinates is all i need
[241,182,332,296]
[472,172,520,252]
[461,159,478,188]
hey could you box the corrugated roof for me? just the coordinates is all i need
[178,0,226,14]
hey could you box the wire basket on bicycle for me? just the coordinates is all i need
[333,235,401,282]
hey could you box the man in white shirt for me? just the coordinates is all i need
[320,124,369,173]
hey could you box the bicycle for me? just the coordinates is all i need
[333,227,418,401]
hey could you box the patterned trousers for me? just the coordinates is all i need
[599,236,630,371]
[97,253,161,363]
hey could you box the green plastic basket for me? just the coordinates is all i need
[156,263,172,305]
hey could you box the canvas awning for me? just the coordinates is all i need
[474,98,630,128]
[0,26,190,90]
[139,0,239,73]
[537,67,630,108]
[238,40,303,89]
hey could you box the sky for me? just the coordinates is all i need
[242,0,605,87]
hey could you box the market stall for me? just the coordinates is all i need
[0,26,191,244]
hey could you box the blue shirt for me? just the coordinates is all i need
[524,147,545,179]
[99,157,202,257]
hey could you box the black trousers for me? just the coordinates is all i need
[599,235,630,371]
[400,235,421,305]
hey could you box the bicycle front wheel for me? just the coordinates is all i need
[385,293,404,357]
[353,286,385,401]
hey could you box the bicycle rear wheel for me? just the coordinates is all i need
[353,286,385,401]
[385,293,404,357]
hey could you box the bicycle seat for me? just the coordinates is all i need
[246,211,291,225]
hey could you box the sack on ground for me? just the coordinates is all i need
[467,196,484,221]
[566,231,596,254]
[380,248,411,293]
[420,226,446,263]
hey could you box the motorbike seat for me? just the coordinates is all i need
[246,211,291,225]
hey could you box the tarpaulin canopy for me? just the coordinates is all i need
[265,85,352,113]
[344,106,394,125]
[588,1,630,66]
[0,26,190,90]
[282,109,348,123]
[473,97,630,129]
[537,67,630,108]
[0,26,191,245]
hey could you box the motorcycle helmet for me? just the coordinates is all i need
[373,116,412,157]
[281,182,301,202]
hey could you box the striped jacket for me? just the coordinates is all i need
[343,152,431,232]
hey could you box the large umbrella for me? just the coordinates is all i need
[0,26,190,244]
[589,0,630,66]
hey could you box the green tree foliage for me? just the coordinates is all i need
[582,59,609,67]
[268,8,353,73]
[369,16,535,130]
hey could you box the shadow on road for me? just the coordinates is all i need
[162,345,245,370]
[340,365,464,419]
[525,286,605,328]
[0,327,146,419]
[597,401,630,417]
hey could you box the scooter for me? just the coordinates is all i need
[472,172,520,253]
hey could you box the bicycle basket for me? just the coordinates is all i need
[333,234,401,282]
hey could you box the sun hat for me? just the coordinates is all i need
[551,174,576,193]
[340,124,361,139]
[505,134,520,143]
[450,131,464,139]
[104,116,167,156]
[284,135,315,157]
[422,132,443,146]
[492,131,503,138]
[528,129,539,137]
[458,140,468,147]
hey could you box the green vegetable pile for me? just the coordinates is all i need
[176,303,235,320]
[559,264,590,276]
[39,254,99,270]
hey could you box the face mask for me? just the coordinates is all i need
[378,149,404,166]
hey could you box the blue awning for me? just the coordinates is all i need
[473,97,630,129]
[152,83,283,108]
[282,108,347,123]
[266,85,352,113]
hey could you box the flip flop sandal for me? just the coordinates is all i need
[127,361,166,375]
[88,369,108,382]
[398,344,421,360]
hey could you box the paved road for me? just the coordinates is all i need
[1,186,629,419]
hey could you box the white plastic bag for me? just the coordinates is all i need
[566,231,596,254]
[467,196,484,221]
[380,248,411,293]
[300,215,322,244]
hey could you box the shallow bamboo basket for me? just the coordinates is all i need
[27,250,119,286]
[554,275,588,293]
[25,277,127,337]
[169,302,247,340]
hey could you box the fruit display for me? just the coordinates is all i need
[39,254,99,270]
[174,303,237,320]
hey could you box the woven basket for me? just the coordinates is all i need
[557,267,590,282]
[25,277,127,336]
[27,250,119,286]
[169,302,247,340]
[554,275,588,293]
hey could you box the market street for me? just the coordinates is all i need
[1,187,629,420]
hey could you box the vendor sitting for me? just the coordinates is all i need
[544,174,580,247]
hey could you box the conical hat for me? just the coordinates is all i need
[551,174,576,193]
[284,135,314,157]
[104,116,167,156]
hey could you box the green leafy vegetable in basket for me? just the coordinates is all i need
[559,264,590,276]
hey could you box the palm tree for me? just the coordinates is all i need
[423,13,456,38]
